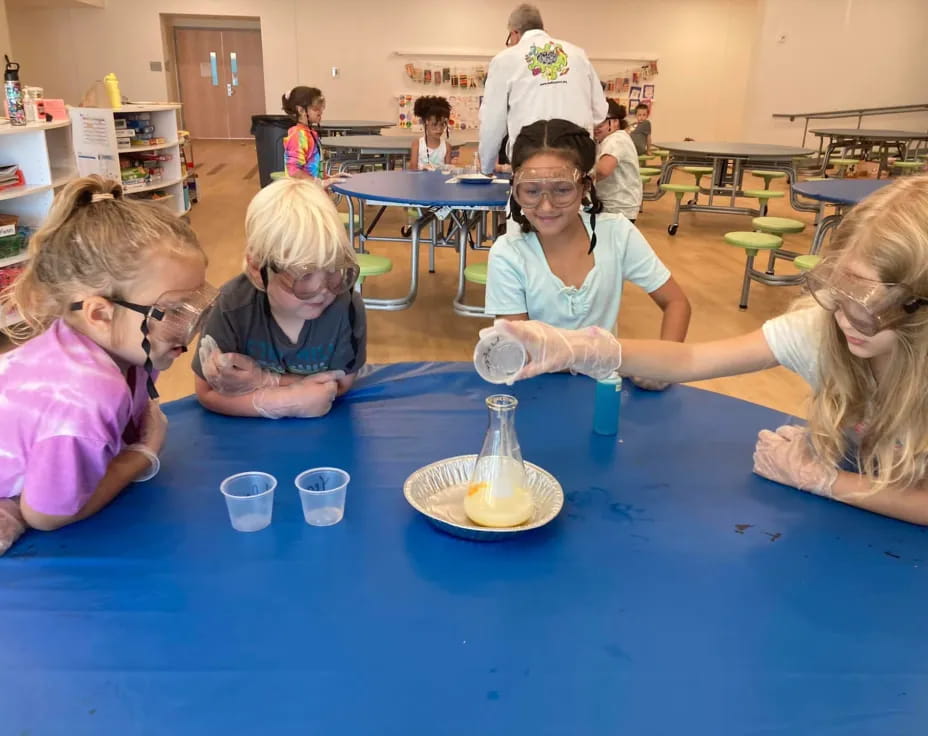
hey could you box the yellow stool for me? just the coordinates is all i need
[660,183,699,236]
[794,254,821,272]
[355,252,393,292]
[749,170,787,190]
[828,158,859,177]
[742,189,784,216]
[270,171,287,181]
[752,216,806,275]
[723,231,784,309]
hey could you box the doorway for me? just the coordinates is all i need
[165,16,266,140]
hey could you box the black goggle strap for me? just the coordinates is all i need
[903,297,928,314]
[69,299,161,399]
[582,174,597,254]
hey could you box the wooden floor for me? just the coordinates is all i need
[55,140,821,416]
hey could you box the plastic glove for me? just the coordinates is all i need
[485,319,622,383]
[252,370,345,419]
[0,498,26,556]
[752,425,838,497]
[630,376,671,392]
[139,399,168,456]
[199,335,281,396]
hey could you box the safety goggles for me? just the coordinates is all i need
[70,283,218,346]
[264,263,360,300]
[512,167,583,209]
[804,258,928,336]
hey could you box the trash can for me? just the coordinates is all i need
[251,115,292,188]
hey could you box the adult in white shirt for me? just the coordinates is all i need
[478,4,608,175]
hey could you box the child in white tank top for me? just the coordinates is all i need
[409,96,453,170]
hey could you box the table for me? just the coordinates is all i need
[4,363,927,735]
[322,133,480,171]
[792,178,892,252]
[654,141,815,218]
[317,119,396,135]
[331,170,509,312]
[810,128,928,177]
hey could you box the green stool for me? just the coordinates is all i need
[918,153,928,161]
[892,161,924,175]
[640,174,653,184]
[638,154,656,166]
[355,252,393,290]
[742,188,784,216]
[639,166,662,177]
[828,158,859,177]
[339,212,361,230]
[652,149,670,161]
[659,183,699,236]
[723,231,785,309]
[270,171,287,181]
[464,263,488,285]
[752,216,806,275]
[794,254,821,272]
[749,170,787,190]
[681,165,713,204]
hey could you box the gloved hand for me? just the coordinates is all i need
[199,335,280,396]
[321,174,351,190]
[127,399,168,482]
[752,424,838,497]
[484,319,622,383]
[630,376,671,392]
[252,370,345,419]
[0,498,26,556]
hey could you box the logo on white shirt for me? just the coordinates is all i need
[525,42,570,82]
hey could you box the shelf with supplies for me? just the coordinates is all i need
[0,251,28,268]
[69,104,187,217]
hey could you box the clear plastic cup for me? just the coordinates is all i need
[295,467,350,526]
[220,471,276,532]
[473,329,527,384]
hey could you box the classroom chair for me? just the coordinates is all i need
[659,183,699,236]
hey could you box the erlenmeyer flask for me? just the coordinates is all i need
[464,394,533,527]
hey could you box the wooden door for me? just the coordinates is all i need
[222,29,266,139]
[174,28,229,139]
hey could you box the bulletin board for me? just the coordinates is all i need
[394,51,659,131]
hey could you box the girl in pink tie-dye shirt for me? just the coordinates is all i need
[281,86,345,190]
[0,176,217,554]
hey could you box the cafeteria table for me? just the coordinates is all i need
[810,128,928,177]
[322,133,479,171]
[654,141,816,220]
[330,170,509,313]
[791,178,892,252]
[3,363,926,735]
[317,119,396,136]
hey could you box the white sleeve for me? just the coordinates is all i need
[761,308,822,386]
[485,240,528,316]
[620,224,671,294]
[478,54,510,174]
[588,58,608,126]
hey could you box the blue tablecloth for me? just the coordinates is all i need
[3,363,926,735]
[331,170,510,208]
[792,178,891,205]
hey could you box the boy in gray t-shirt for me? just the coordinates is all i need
[193,178,367,419]
[627,103,652,156]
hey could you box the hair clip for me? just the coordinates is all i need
[91,192,115,203]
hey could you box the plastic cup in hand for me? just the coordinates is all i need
[473,328,527,384]
[220,471,276,532]
[295,467,350,526]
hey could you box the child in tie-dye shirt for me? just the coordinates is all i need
[0,177,216,555]
[281,86,344,190]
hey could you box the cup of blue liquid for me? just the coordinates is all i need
[220,471,277,532]
[295,467,350,526]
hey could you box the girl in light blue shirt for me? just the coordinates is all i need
[485,119,690,390]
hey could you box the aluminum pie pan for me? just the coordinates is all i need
[403,454,564,541]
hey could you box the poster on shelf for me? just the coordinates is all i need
[70,108,120,180]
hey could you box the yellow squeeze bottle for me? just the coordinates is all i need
[103,73,122,109]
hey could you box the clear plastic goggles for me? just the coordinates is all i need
[512,167,583,209]
[269,263,360,300]
[70,283,218,346]
[804,258,928,336]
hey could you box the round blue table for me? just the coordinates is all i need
[792,179,892,252]
[3,363,927,735]
[331,171,510,313]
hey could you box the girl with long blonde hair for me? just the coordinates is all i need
[485,175,928,525]
[0,176,216,554]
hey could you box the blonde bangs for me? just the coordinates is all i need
[244,178,356,272]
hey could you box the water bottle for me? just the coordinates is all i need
[103,73,122,109]
[4,56,25,126]
[593,372,622,436]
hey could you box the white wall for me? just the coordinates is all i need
[8,0,756,142]
[743,0,928,146]
[0,0,12,65]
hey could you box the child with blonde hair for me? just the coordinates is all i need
[193,177,366,418]
[486,176,928,525]
[0,176,216,553]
